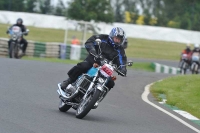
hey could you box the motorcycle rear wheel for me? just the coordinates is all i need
[58,99,71,112]
[76,89,101,119]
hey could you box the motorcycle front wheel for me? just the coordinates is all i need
[9,42,18,58]
[191,64,198,74]
[180,68,186,75]
[58,99,71,112]
[76,89,101,119]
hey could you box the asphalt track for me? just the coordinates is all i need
[0,57,199,133]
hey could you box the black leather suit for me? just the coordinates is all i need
[67,34,127,89]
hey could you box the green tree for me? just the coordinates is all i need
[25,0,37,13]
[67,0,114,23]
[150,0,200,31]
[0,0,25,11]
[55,0,66,16]
[114,0,124,22]
[0,0,5,10]
[3,0,25,11]
[120,0,138,23]
[39,0,52,14]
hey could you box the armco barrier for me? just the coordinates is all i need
[58,44,88,60]
[0,38,87,60]
[151,62,180,74]
[80,48,88,60]
[34,42,46,57]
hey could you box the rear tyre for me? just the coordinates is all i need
[58,99,71,112]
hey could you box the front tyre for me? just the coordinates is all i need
[76,89,101,119]
[9,42,18,58]
[9,42,15,58]
[58,99,71,112]
[180,69,186,75]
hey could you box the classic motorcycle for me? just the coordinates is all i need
[179,54,190,75]
[57,39,133,119]
[8,26,29,58]
[190,52,200,74]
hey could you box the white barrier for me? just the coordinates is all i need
[70,45,81,60]
[1,11,200,44]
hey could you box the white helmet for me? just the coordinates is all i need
[194,44,199,48]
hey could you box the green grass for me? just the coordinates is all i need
[22,56,81,64]
[0,23,187,60]
[22,56,154,72]
[125,37,188,60]
[150,75,200,119]
[0,23,93,44]
[130,62,154,72]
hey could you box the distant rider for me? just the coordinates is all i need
[60,27,127,92]
[179,44,192,67]
[7,18,28,57]
[192,44,200,54]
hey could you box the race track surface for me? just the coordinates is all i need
[0,57,199,133]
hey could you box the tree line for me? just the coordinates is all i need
[0,0,66,16]
[0,0,199,31]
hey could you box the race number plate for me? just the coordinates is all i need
[100,64,114,77]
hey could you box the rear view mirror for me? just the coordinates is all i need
[127,60,133,66]
[95,39,101,45]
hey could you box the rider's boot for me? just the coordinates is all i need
[60,78,72,92]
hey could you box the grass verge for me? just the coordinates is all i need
[22,56,81,64]
[0,23,187,60]
[150,75,200,119]
[22,56,154,72]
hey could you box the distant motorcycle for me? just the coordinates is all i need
[190,52,200,74]
[57,39,133,119]
[8,26,29,58]
[179,54,190,74]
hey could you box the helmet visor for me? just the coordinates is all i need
[113,36,123,45]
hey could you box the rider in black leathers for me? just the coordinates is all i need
[60,27,127,91]
[7,18,28,56]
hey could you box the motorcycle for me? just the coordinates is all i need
[57,39,133,119]
[8,26,29,58]
[179,54,190,75]
[190,52,200,74]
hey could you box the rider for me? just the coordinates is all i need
[179,43,192,66]
[60,27,127,92]
[192,44,200,53]
[7,18,28,57]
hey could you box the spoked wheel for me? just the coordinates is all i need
[58,99,71,112]
[76,89,101,119]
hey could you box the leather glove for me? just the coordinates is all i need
[94,55,102,65]
[89,49,97,57]
[6,30,9,34]
[89,49,102,65]
[118,67,127,76]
